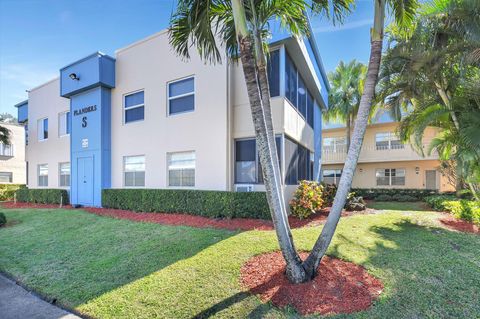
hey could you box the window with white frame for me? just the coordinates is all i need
[376,168,405,186]
[38,164,48,187]
[0,172,13,183]
[37,118,48,141]
[123,155,145,187]
[58,111,70,136]
[168,151,195,187]
[168,77,195,115]
[322,169,342,185]
[0,143,13,156]
[323,137,346,153]
[59,162,70,187]
[375,132,404,150]
[124,91,145,123]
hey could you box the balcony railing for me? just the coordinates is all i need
[0,143,14,157]
[321,141,438,164]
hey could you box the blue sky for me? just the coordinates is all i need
[0,0,373,115]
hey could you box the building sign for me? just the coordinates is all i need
[74,105,97,128]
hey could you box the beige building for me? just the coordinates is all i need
[0,122,26,184]
[15,25,329,207]
[321,122,454,192]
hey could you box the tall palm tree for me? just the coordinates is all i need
[325,60,367,149]
[0,125,10,145]
[170,0,417,283]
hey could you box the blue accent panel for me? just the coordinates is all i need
[69,87,112,207]
[313,101,323,182]
[60,52,115,98]
[15,101,28,123]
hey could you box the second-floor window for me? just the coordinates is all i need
[124,91,145,123]
[267,50,280,97]
[376,168,405,186]
[375,132,404,150]
[58,111,70,136]
[168,77,195,115]
[59,162,70,187]
[124,155,145,187]
[37,118,48,141]
[323,137,346,153]
[0,143,13,156]
[38,164,48,187]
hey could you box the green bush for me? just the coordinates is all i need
[0,213,5,227]
[425,195,480,225]
[392,194,418,202]
[102,189,270,220]
[352,188,438,201]
[289,181,324,219]
[345,193,366,211]
[320,182,337,207]
[15,188,69,205]
[0,184,25,201]
[374,194,393,201]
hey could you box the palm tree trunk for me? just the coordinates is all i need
[302,0,385,279]
[231,0,306,284]
[346,115,351,150]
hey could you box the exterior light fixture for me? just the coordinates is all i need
[69,73,80,81]
[359,168,363,173]
[415,167,420,174]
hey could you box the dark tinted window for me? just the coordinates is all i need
[307,92,314,128]
[298,76,307,118]
[285,53,297,108]
[267,50,280,97]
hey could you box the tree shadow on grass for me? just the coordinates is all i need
[192,218,480,318]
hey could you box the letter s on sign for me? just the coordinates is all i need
[82,116,87,128]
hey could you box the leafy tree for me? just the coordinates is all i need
[169,0,417,283]
[378,0,480,199]
[0,125,10,145]
[325,60,367,149]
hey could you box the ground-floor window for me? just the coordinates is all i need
[285,136,313,185]
[376,168,405,186]
[59,162,70,187]
[235,137,281,184]
[0,172,12,183]
[124,155,145,187]
[38,164,48,187]
[322,169,342,185]
[168,151,195,187]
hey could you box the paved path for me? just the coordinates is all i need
[0,274,81,319]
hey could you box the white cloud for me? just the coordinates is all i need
[313,19,373,33]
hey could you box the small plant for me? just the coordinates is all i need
[320,182,337,207]
[345,193,366,211]
[289,180,324,219]
[0,213,6,227]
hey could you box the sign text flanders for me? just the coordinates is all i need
[74,105,97,128]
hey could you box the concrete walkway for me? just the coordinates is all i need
[0,274,81,319]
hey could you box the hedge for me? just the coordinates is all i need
[102,189,271,220]
[352,188,442,201]
[15,188,69,205]
[425,195,480,225]
[0,184,25,201]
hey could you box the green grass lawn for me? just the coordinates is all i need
[0,208,479,318]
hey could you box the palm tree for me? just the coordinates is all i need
[170,0,417,283]
[0,125,10,145]
[325,60,367,150]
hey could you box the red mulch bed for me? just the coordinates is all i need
[240,251,383,316]
[1,202,72,209]
[439,215,479,235]
[1,202,366,231]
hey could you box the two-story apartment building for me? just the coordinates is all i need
[0,122,26,184]
[15,25,329,207]
[321,122,454,192]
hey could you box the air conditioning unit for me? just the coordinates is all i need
[235,184,254,192]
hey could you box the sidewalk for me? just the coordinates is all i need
[0,274,81,319]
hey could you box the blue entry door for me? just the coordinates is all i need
[77,156,94,206]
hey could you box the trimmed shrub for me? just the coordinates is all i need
[0,213,5,227]
[374,194,393,202]
[391,194,418,202]
[425,195,480,225]
[102,189,270,220]
[15,188,69,205]
[0,184,25,201]
[352,188,439,201]
[289,181,324,219]
[345,193,366,211]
